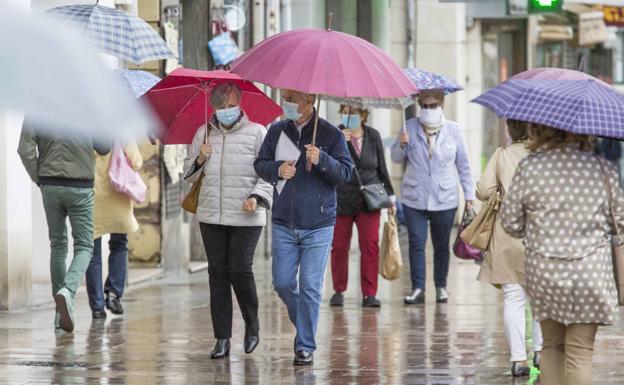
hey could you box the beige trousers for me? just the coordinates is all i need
[540,319,598,385]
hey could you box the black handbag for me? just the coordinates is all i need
[352,166,392,211]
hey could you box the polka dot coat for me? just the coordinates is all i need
[500,147,621,325]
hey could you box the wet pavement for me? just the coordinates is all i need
[2,233,624,384]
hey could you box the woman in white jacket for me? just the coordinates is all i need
[183,82,273,359]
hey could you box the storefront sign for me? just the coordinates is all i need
[578,11,609,46]
[507,0,528,16]
[604,6,624,27]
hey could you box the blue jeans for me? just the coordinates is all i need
[85,234,128,311]
[272,224,334,354]
[403,206,456,291]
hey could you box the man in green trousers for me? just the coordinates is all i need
[18,119,110,333]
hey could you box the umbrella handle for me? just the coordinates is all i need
[306,97,322,172]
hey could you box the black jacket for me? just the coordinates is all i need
[337,125,394,216]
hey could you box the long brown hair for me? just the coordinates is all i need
[527,123,593,152]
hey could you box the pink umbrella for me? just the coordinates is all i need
[230,24,417,169]
[510,67,611,87]
[231,28,416,99]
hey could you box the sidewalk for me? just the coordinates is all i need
[1,233,623,384]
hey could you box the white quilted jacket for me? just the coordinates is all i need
[183,115,273,227]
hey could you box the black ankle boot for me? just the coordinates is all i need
[211,339,230,359]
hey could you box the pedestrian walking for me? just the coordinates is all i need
[254,89,352,365]
[18,118,111,333]
[85,141,143,319]
[183,82,273,359]
[391,89,475,305]
[329,105,395,308]
[476,119,542,377]
[501,123,620,385]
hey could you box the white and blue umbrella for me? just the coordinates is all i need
[0,7,155,142]
[404,68,463,95]
[117,70,160,98]
[46,3,176,65]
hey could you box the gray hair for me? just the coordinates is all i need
[210,82,242,109]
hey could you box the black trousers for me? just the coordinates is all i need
[199,223,262,339]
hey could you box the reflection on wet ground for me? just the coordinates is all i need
[1,235,624,384]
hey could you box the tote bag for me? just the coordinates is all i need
[108,144,146,204]
[379,214,402,280]
[461,149,502,251]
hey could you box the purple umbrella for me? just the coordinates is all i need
[510,67,611,87]
[472,79,624,139]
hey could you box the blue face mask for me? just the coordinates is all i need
[282,101,303,121]
[341,114,361,129]
[215,106,241,126]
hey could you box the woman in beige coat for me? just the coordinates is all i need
[476,120,543,377]
[86,141,143,319]
[501,123,621,385]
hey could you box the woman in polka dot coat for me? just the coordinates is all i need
[501,123,621,385]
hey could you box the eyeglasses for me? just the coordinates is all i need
[419,102,441,109]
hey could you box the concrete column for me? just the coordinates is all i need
[252,0,266,45]
[368,0,392,142]
[290,0,324,28]
[0,111,33,310]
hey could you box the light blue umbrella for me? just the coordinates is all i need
[46,4,176,65]
[117,70,160,98]
[404,68,463,95]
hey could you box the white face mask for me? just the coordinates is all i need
[419,107,444,126]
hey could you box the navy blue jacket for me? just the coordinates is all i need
[254,113,353,230]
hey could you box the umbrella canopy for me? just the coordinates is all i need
[117,70,161,97]
[230,28,417,99]
[46,4,175,64]
[472,79,624,139]
[0,7,154,142]
[510,67,611,87]
[143,68,283,144]
[322,95,413,110]
[404,68,464,95]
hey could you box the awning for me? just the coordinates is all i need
[538,25,574,41]
[565,4,609,45]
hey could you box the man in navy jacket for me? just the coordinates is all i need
[255,89,352,365]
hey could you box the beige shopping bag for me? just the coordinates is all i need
[379,214,402,280]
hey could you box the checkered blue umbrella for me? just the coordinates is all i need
[46,4,176,65]
[116,70,160,97]
[473,79,624,139]
[404,68,463,95]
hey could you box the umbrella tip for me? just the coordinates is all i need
[327,12,334,31]
[578,56,585,72]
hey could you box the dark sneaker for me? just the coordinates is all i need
[293,351,313,365]
[436,288,449,303]
[404,288,425,305]
[106,293,124,315]
[511,362,530,377]
[92,309,107,319]
[362,296,381,308]
[329,292,344,307]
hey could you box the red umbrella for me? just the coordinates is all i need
[142,68,283,144]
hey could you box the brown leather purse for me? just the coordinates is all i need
[182,126,211,214]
